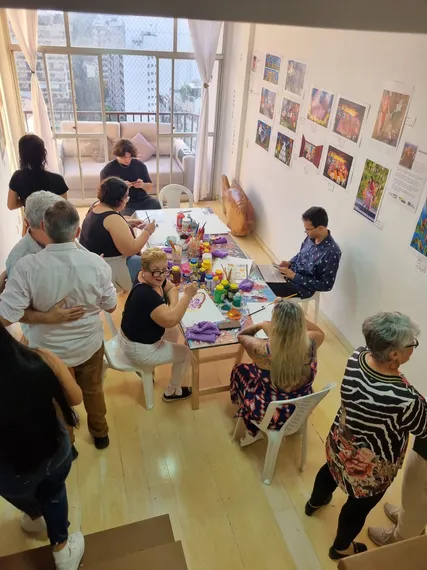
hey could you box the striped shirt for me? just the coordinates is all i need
[326,347,427,498]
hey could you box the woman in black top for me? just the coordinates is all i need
[8,134,68,211]
[120,247,198,402]
[79,177,156,292]
[100,138,160,215]
[0,322,84,569]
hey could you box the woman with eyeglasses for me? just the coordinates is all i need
[119,248,198,402]
[79,177,156,292]
[305,311,427,561]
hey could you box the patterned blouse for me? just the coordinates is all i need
[327,347,427,498]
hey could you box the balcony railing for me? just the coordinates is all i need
[23,110,200,135]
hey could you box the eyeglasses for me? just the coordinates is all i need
[406,338,419,349]
[149,269,169,278]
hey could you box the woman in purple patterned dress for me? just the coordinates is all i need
[230,300,325,446]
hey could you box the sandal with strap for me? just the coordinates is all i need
[329,541,368,560]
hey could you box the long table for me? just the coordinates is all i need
[135,207,275,409]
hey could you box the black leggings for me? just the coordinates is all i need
[309,463,385,550]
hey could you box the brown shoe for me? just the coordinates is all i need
[368,526,398,546]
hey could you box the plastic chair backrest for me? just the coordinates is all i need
[255,383,336,434]
[103,311,119,339]
[158,184,194,208]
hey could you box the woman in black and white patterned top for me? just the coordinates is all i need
[305,312,427,560]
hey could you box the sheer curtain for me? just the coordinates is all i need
[7,9,58,172]
[188,20,222,202]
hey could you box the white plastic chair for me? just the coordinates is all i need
[103,312,154,410]
[300,291,320,324]
[158,184,194,208]
[233,383,336,485]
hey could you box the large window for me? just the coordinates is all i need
[8,11,224,203]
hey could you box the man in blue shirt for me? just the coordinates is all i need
[267,206,341,299]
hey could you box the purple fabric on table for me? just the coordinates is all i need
[163,247,172,254]
[239,279,254,292]
[212,249,228,258]
[212,236,227,244]
[186,321,221,344]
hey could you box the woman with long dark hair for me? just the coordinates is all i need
[8,134,68,211]
[0,323,84,570]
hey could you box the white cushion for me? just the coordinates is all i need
[130,132,155,162]
[120,122,172,155]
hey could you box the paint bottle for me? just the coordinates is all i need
[202,252,212,270]
[228,283,239,301]
[215,269,223,281]
[198,268,206,283]
[171,266,181,285]
[205,273,214,292]
[221,279,230,296]
[232,292,242,308]
[182,216,191,232]
[214,284,225,304]
[212,276,220,289]
[189,258,199,276]
[182,268,191,283]
[176,211,185,230]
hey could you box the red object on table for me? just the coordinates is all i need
[176,211,185,230]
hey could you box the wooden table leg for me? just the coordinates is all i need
[191,350,200,410]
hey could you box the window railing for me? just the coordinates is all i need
[23,110,200,134]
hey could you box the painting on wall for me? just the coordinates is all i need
[332,97,367,144]
[255,120,272,151]
[410,200,427,257]
[284,60,306,97]
[299,135,323,168]
[263,53,281,85]
[307,88,335,128]
[275,132,294,167]
[323,146,354,189]
[399,142,418,170]
[259,87,276,120]
[372,89,410,148]
[353,159,390,223]
[279,97,300,133]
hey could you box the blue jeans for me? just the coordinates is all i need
[126,255,142,284]
[0,432,72,545]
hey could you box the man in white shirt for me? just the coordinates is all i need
[0,200,117,449]
[3,191,85,324]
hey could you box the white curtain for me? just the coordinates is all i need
[188,20,222,202]
[7,9,58,172]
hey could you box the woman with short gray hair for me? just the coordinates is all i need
[305,311,427,560]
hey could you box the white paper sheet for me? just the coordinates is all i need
[212,256,253,281]
[246,302,274,339]
[135,208,230,236]
[180,290,224,327]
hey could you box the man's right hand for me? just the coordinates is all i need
[46,300,85,323]
[184,282,198,299]
[279,261,290,268]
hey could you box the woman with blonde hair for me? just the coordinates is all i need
[230,300,325,446]
[119,247,198,402]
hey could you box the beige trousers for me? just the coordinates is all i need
[396,449,427,539]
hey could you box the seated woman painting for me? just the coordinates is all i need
[305,312,427,560]
[230,300,325,446]
[119,248,198,402]
[79,177,156,292]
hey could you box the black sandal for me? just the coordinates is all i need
[304,493,333,516]
[329,541,368,560]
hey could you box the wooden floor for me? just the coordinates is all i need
[0,201,403,569]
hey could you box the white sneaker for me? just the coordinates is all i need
[21,514,47,534]
[384,502,400,524]
[53,532,85,570]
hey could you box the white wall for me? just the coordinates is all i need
[221,24,427,391]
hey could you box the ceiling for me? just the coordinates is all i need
[1,0,427,34]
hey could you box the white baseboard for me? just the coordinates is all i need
[252,229,352,355]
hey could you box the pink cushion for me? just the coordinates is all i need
[130,132,155,162]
